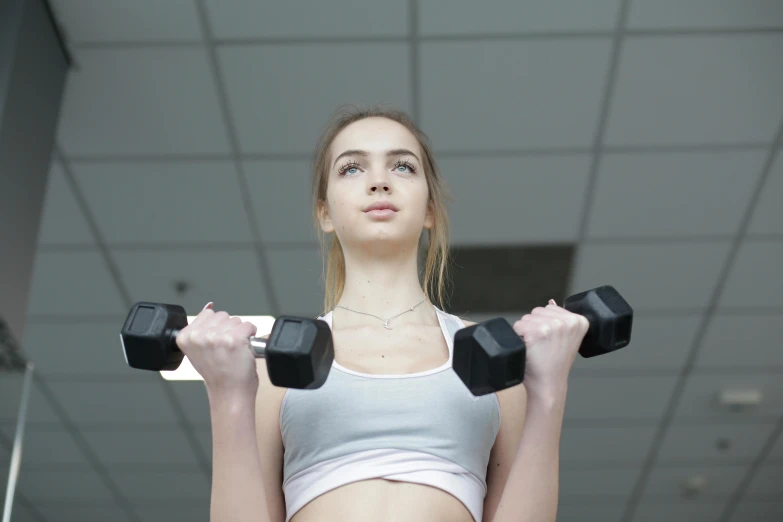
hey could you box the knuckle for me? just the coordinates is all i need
[185,328,199,345]
[214,311,229,321]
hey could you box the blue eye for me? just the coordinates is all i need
[338,161,361,176]
[393,160,416,173]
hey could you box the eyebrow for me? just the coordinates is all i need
[332,148,420,167]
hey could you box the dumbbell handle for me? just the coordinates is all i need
[165,327,270,358]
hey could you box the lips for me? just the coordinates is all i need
[363,202,399,212]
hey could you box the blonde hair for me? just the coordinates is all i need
[311,104,455,316]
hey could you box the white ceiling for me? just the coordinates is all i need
[2,1,783,521]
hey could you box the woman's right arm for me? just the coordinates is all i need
[175,306,284,522]
[209,387,272,522]
[208,349,287,522]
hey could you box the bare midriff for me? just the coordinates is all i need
[290,478,474,522]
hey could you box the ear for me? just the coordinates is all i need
[317,199,335,234]
[423,200,435,229]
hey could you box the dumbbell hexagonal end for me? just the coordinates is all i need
[265,317,334,389]
[120,302,187,371]
[453,318,526,396]
[565,285,633,358]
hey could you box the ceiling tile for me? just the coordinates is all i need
[571,314,701,372]
[0,377,60,425]
[135,502,209,522]
[419,0,620,34]
[244,159,319,244]
[114,248,271,316]
[73,161,254,244]
[219,43,411,155]
[50,0,202,42]
[627,0,783,29]
[0,440,8,464]
[82,428,201,465]
[560,467,641,498]
[658,422,778,463]
[730,501,783,522]
[195,427,211,463]
[588,150,767,239]
[426,0,620,36]
[746,464,783,498]
[12,429,87,465]
[771,431,783,458]
[570,241,731,310]
[674,373,783,421]
[439,155,591,245]
[642,463,750,501]
[606,35,783,146]
[22,322,148,377]
[696,314,783,369]
[560,425,657,463]
[631,502,727,522]
[421,39,612,150]
[36,503,132,522]
[718,240,783,308]
[205,0,407,38]
[556,504,624,522]
[58,48,231,156]
[37,162,94,246]
[25,250,127,316]
[111,468,209,499]
[0,503,38,522]
[171,382,211,425]
[564,376,678,420]
[266,247,325,317]
[18,469,115,501]
[44,380,182,426]
[749,153,783,234]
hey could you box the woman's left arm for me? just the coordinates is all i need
[485,299,589,522]
[489,382,567,522]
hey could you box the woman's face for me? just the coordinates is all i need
[319,117,434,248]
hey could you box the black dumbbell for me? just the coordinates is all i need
[452,285,633,396]
[120,302,334,390]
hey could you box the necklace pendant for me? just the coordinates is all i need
[384,321,392,330]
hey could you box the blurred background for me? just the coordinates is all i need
[1,0,782,521]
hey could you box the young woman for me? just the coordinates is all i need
[176,106,590,522]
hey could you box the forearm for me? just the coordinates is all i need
[208,391,271,522]
[492,382,568,522]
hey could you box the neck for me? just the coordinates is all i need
[334,243,433,328]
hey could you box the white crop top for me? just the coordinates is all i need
[279,306,502,522]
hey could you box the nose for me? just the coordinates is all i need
[367,167,391,194]
[369,182,390,193]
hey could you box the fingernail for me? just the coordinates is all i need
[203,302,214,311]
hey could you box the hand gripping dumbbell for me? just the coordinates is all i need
[452,285,633,396]
[120,302,334,389]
